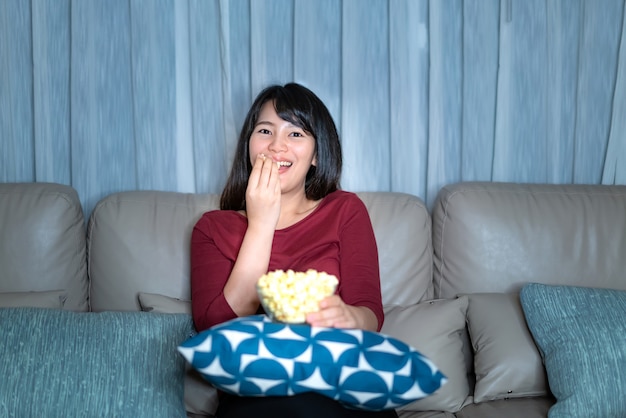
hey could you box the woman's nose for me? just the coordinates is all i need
[268,134,287,152]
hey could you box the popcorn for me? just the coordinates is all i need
[256,269,338,323]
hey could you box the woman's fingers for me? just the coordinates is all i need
[306,295,358,329]
[249,154,279,189]
[246,154,281,228]
[247,153,265,188]
[261,154,278,188]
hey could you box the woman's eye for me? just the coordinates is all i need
[258,128,271,135]
[290,132,304,138]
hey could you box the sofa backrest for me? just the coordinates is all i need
[432,181,626,299]
[87,190,433,312]
[87,191,219,311]
[0,183,89,311]
[358,192,433,309]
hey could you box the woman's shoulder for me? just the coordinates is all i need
[321,189,366,209]
[324,190,363,205]
[200,208,244,219]
[195,209,246,230]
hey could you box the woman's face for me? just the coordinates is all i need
[249,101,317,196]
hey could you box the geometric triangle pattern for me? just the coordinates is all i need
[178,315,446,411]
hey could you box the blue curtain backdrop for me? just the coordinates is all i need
[1,0,625,219]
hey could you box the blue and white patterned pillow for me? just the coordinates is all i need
[178,315,446,411]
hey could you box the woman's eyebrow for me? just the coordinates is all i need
[256,120,302,129]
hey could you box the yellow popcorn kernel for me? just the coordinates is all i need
[256,269,339,323]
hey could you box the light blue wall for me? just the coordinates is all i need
[1,0,625,218]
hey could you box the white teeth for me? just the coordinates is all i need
[276,161,292,167]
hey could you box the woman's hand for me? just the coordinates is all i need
[223,154,280,317]
[245,154,281,230]
[306,295,379,331]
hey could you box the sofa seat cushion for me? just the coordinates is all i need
[464,292,548,402]
[521,283,626,418]
[381,296,470,412]
[0,308,193,418]
[139,291,192,314]
[397,411,456,418]
[179,314,445,411]
[454,396,554,418]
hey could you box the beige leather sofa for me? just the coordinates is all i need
[1,181,625,417]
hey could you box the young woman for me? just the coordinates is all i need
[191,83,397,418]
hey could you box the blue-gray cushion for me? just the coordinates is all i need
[178,314,446,411]
[137,293,219,417]
[520,283,626,418]
[0,307,194,418]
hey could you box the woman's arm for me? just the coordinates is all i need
[307,195,383,331]
[222,155,280,316]
[191,155,280,330]
[191,212,275,330]
[190,220,240,330]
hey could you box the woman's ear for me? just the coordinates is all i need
[312,155,317,166]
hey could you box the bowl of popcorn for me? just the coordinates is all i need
[256,269,339,324]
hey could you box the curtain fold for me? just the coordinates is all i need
[602,1,626,184]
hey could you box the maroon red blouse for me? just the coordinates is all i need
[190,190,383,331]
